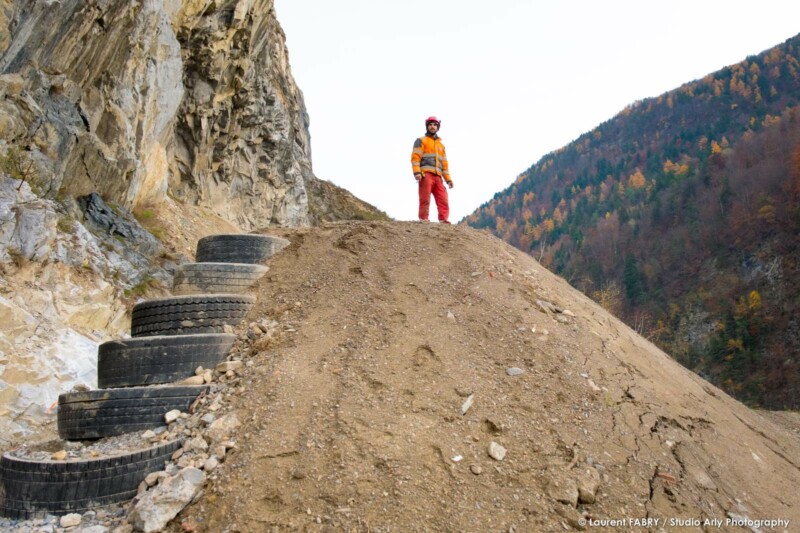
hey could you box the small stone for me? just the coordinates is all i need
[536,299,557,313]
[112,525,134,533]
[51,450,67,461]
[203,370,213,383]
[204,456,219,472]
[446,311,455,321]
[60,513,82,527]
[172,448,184,461]
[180,375,205,386]
[488,441,507,461]
[226,370,235,378]
[587,379,602,392]
[144,472,161,487]
[470,464,482,475]
[546,477,579,507]
[216,360,243,373]
[577,467,601,504]
[165,410,182,424]
[506,367,524,376]
[689,467,717,491]
[223,324,235,334]
[212,446,227,461]
[201,413,216,426]
[206,413,241,448]
[189,436,209,453]
[451,455,463,462]
[562,309,576,317]
[194,366,204,376]
[71,383,91,392]
[142,430,156,440]
[461,394,474,415]
[81,526,109,533]
[553,504,586,530]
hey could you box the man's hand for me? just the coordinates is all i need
[447,181,454,189]
[414,173,422,182]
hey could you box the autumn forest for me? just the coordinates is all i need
[466,34,800,409]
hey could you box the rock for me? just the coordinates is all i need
[51,450,67,461]
[144,472,162,487]
[78,194,160,255]
[201,413,216,426]
[112,524,134,533]
[81,526,109,533]
[553,505,586,530]
[562,309,576,317]
[536,300,557,314]
[546,477,579,507]
[577,467,601,504]
[188,436,209,453]
[446,311,455,321]
[207,413,241,445]
[194,366,204,376]
[142,430,156,440]
[203,370,213,383]
[129,468,206,533]
[488,442,507,461]
[688,466,717,491]
[181,519,199,532]
[470,464,482,475]
[215,361,244,374]
[212,445,227,460]
[165,409,182,424]
[204,456,219,472]
[506,367,524,376]
[461,394,474,415]
[59,513,81,527]
[180,375,205,386]
[586,379,602,392]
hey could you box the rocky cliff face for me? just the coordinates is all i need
[0,0,385,443]
[0,0,366,229]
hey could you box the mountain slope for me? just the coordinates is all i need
[173,222,799,532]
[466,34,800,409]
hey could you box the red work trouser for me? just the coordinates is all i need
[418,172,449,222]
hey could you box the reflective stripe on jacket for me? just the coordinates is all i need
[411,134,451,183]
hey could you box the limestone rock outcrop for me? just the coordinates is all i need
[0,177,173,445]
[0,0,380,230]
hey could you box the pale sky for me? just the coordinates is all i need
[274,1,800,222]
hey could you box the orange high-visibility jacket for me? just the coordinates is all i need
[411,134,452,183]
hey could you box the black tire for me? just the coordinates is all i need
[196,234,289,264]
[57,386,208,440]
[130,294,255,337]
[0,439,181,519]
[97,333,236,388]
[173,262,268,295]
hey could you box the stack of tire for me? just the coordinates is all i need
[0,233,289,520]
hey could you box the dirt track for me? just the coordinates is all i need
[177,221,799,532]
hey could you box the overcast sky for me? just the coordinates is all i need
[274,1,800,222]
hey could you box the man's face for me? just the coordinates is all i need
[427,122,439,134]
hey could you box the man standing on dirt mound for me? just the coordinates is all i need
[411,116,454,223]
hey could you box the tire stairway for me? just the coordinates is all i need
[0,233,288,519]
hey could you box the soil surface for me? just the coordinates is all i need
[176,221,799,532]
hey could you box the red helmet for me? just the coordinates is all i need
[425,116,441,127]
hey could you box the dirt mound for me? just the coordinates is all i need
[183,221,798,532]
